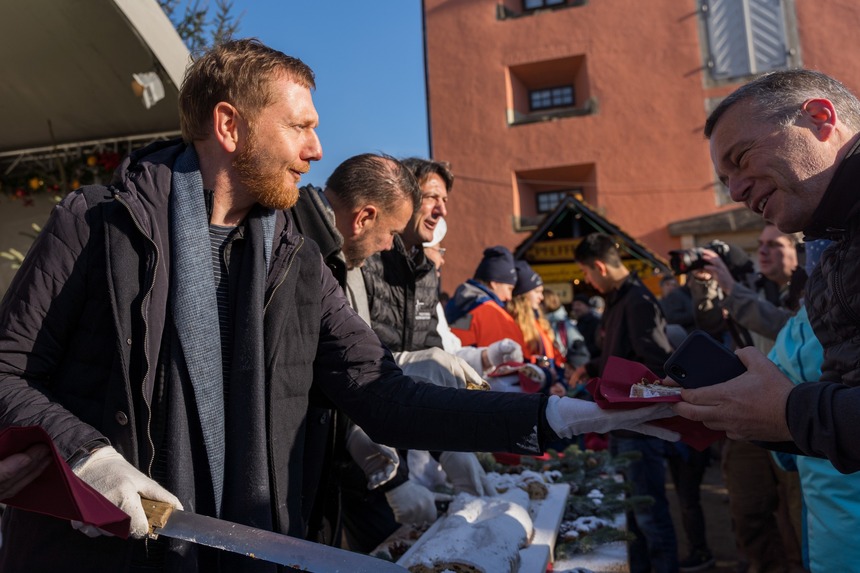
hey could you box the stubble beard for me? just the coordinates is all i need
[342,235,370,270]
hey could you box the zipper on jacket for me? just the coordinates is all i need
[264,235,303,311]
[114,193,159,477]
[264,233,302,534]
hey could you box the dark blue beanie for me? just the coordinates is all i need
[513,260,543,296]
[474,246,517,285]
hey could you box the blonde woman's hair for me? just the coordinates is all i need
[507,294,555,356]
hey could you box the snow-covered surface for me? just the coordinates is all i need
[397,483,570,573]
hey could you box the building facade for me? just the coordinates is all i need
[423,0,860,293]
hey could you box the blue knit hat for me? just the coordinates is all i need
[513,260,543,296]
[474,246,517,285]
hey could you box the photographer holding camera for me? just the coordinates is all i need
[679,224,805,573]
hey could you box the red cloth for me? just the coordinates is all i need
[0,426,131,538]
[586,357,724,451]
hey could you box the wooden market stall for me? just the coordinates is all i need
[514,194,672,303]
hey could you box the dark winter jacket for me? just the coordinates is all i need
[785,139,860,472]
[584,273,674,379]
[0,140,550,571]
[362,235,442,352]
[289,185,346,286]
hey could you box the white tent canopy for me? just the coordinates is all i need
[0,0,190,156]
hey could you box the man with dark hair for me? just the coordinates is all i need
[673,69,860,473]
[362,157,452,352]
[0,39,677,571]
[573,232,680,573]
[290,153,417,315]
[290,155,492,552]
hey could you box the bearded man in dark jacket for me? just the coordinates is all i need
[673,69,860,474]
[0,39,678,573]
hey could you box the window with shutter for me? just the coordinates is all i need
[701,0,798,82]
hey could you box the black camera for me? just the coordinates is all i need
[669,240,730,274]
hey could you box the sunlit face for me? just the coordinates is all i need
[489,281,515,302]
[342,197,414,269]
[404,173,448,247]
[233,75,322,210]
[525,285,544,310]
[757,225,797,284]
[709,102,836,233]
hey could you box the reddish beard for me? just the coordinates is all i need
[232,130,306,210]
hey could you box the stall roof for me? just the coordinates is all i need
[0,0,189,155]
[514,194,671,276]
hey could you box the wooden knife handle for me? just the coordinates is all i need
[141,497,175,539]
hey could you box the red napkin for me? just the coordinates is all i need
[586,357,724,451]
[487,361,544,393]
[0,426,131,538]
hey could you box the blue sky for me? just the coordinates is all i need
[230,0,430,187]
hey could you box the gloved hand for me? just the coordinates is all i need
[396,348,489,390]
[71,445,182,539]
[438,451,494,496]
[345,424,400,490]
[384,480,440,525]
[545,396,680,440]
[486,338,524,367]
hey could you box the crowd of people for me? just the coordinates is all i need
[0,38,859,573]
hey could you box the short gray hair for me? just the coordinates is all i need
[705,69,860,138]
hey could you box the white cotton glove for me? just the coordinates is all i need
[384,480,442,525]
[71,446,182,539]
[397,348,489,390]
[345,425,400,490]
[486,338,524,367]
[545,396,680,441]
[438,451,494,497]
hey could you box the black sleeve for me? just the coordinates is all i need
[786,381,860,473]
[313,262,549,455]
[626,292,674,377]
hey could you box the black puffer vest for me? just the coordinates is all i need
[804,139,860,385]
[362,236,442,352]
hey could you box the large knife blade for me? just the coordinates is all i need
[142,499,406,572]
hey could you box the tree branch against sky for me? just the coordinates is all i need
[159,0,243,52]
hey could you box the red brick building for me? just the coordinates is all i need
[423,0,860,293]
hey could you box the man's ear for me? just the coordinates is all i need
[213,102,242,152]
[802,98,837,141]
[593,260,608,277]
[352,205,379,236]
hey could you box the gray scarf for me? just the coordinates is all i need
[170,146,227,512]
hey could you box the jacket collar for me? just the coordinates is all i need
[803,137,860,240]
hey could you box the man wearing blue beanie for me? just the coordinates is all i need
[445,246,527,362]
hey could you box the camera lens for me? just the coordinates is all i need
[669,364,686,379]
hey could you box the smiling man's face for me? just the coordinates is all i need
[709,101,836,233]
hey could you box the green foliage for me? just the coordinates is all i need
[505,445,655,557]
[556,526,635,559]
[159,0,242,53]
